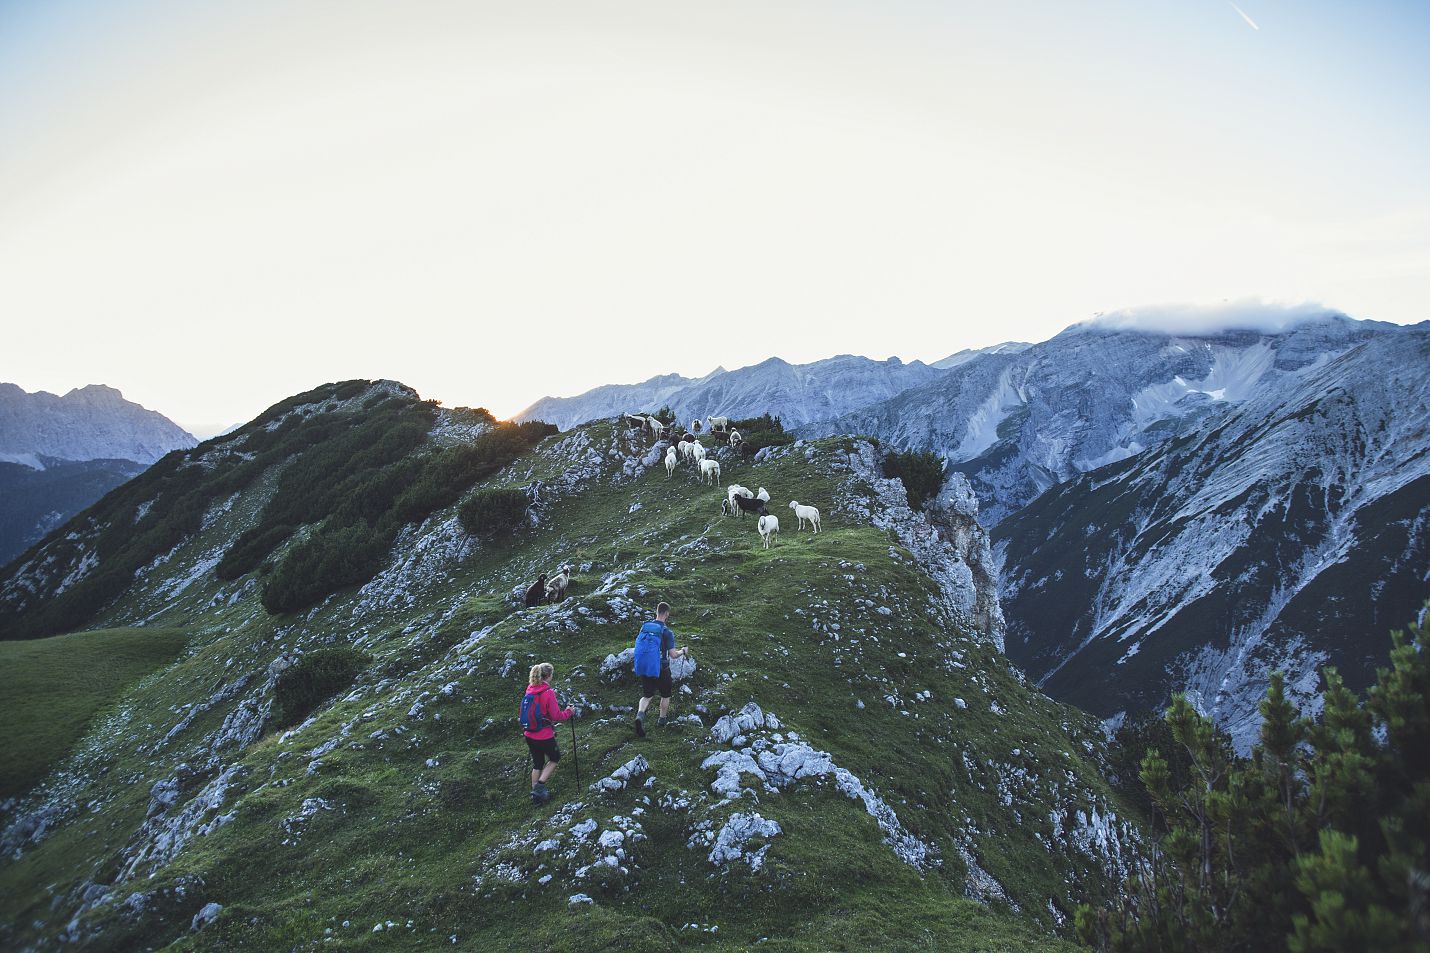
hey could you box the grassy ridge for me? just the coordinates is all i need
[0,419,1127,952]
[0,627,188,800]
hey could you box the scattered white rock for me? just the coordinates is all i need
[190,902,222,931]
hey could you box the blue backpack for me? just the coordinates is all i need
[633,621,668,677]
[520,687,548,734]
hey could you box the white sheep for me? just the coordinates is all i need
[665,446,677,478]
[691,442,707,464]
[700,458,722,485]
[707,415,729,432]
[756,486,770,503]
[726,484,753,515]
[757,513,780,548]
[544,565,573,602]
[645,416,666,439]
[728,429,743,450]
[788,501,821,533]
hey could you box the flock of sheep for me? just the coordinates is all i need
[517,413,824,609]
[634,412,823,551]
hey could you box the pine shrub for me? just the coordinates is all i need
[1077,608,1430,953]
[458,488,531,538]
[882,448,945,510]
[271,647,370,729]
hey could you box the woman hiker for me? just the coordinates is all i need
[632,601,691,737]
[520,663,573,805]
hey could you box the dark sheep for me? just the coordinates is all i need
[524,573,547,608]
[731,495,769,518]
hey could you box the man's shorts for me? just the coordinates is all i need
[640,669,673,700]
[526,735,561,770]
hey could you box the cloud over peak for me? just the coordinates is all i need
[1074,299,1348,336]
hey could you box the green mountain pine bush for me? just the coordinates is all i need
[882,448,945,511]
[271,647,371,729]
[1077,609,1430,953]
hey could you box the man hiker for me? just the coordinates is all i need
[632,602,690,737]
[521,662,573,805]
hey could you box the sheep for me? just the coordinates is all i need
[788,501,821,533]
[757,514,780,549]
[523,573,548,608]
[665,446,678,477]
[756,486,770,503]
[690,442,707,464]
[544,565,573,603]
[625,413,647,432]
[728,429,743,451]
[645,416,666,439]
[731,494,768,518]
[706,415,729,433]
[727,484,752,511]
[700,458,722,485]
[691,419,702,434]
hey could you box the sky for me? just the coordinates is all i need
[1,0,1427,437]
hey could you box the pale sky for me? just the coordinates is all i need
[2,0,1427,436]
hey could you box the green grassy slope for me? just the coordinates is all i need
[0,390,1136,952]
[0,627,189,800]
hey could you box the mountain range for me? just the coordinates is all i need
[515,312,1430,746]
[0,384,196,568]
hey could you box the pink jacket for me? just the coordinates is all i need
[523,683,571,740]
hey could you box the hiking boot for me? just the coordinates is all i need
[634,717,646,738]
[532,783,550,805]
[658,717,670,728]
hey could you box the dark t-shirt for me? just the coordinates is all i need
[656,623,675,671]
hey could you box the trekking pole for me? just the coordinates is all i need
[570,715,582,792]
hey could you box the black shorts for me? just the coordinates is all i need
[526,735,561,770]
[641,669,673,700]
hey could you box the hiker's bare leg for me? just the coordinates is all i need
[638,696,652,715]
[538,762,557,784]
[659,697,671,719]
[530,769,540,788]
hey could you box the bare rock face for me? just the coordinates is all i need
[0,383,195,465]
[927,473,1006,649]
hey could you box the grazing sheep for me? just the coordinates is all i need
[731,494,768,518]
[756,486,770,503]
[523,573,548,608]
[706,415,729,433]
[757,514,780,549]
[726,484,752,512]
[545,565,573,603]
[665,446,678,477]
[728,429,743,451]
[788,501,821,533]
[700,458,722,485]
[691,442,707,464]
